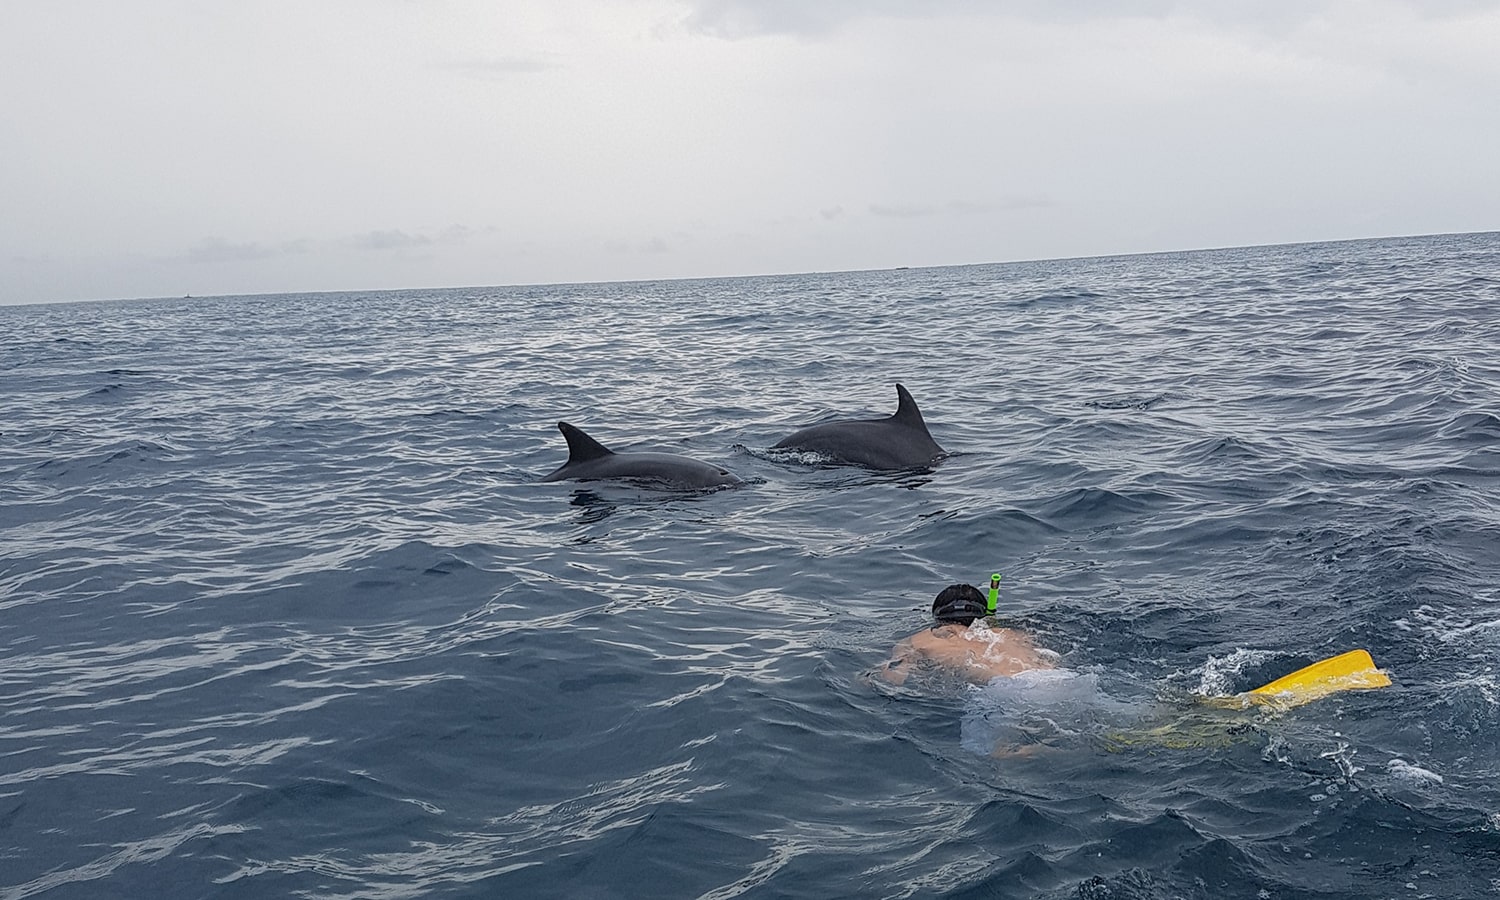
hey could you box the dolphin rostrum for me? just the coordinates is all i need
[541,422,743,490]
[772,383,946,470]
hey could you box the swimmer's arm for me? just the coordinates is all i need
[874,639,920,685]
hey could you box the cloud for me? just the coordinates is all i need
[175,226,478,264]
[868,197,1052,218]
[682,0,1167,38]
[680,0,1500,39]
[348,226,479,251]
[435,56,559,80]
[436,224,476,243]
[605,236,673,255]
[179,237,310,264]
[349,229,433,251]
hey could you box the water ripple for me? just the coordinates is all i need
[3,233,1500,898]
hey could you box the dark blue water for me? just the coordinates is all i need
[3,233,1499,899]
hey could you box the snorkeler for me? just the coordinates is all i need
[876,581,1393,757]
[877,583,1058,686]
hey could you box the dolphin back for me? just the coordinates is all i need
[541,421,742,489]
[772,383,945,470]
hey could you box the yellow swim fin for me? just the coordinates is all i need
[1242,649,1391,709]
[1107,650,1393,750]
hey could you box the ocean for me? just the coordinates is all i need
[2,232,1498,899]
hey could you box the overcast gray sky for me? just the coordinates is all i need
[3,0,1497,305]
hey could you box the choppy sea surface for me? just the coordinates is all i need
[3,232,1500,899]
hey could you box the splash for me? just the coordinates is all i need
[1386,758,1444,785]
[960,668,1145,755]
[1194,647,1280,698]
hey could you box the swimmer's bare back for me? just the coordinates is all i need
[879,623,1057,685]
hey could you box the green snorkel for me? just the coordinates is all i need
[987,573,1001,616]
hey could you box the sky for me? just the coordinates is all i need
[2,0,1498,305]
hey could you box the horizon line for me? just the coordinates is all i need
[6,227,1496,311]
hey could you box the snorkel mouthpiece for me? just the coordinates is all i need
[987,574,1001,615]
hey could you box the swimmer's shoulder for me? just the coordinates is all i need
[907,625,964,651]
[979,622,1061,670]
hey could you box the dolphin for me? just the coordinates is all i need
[540,422,743,490]
[772,383,946,470]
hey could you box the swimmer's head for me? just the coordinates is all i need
[932,584,987,626]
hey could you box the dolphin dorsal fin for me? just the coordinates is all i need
[557,422,614,462]
[890,383,930,431]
